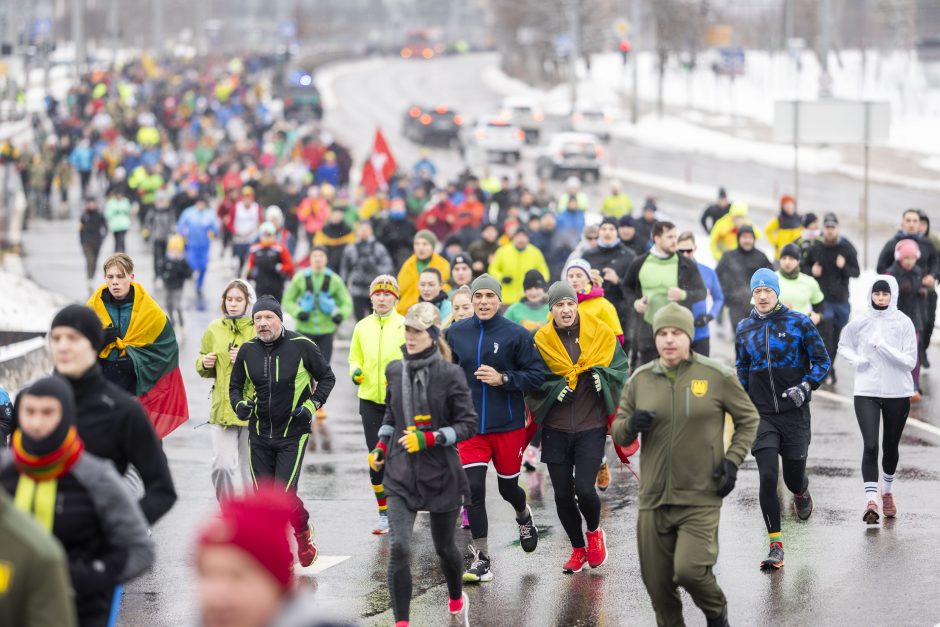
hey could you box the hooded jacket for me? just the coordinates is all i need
[734,303,831,416]
[838,276,917,398]
[196,315,258,426]
[348,311,405,404]
[488,243,550,304]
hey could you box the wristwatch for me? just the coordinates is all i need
[501,373,510,386]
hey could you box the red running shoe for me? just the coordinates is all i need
[586,528,608,569]
[562,547,588,574]
[295,525,318,567]
[882,492,897,518]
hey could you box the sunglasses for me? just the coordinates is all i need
[678,248,695,254]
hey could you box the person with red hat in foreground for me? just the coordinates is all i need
[196,483,354,627]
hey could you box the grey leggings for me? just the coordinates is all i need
[387,496,462,622]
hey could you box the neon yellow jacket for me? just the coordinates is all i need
[765,216,802,259]
[709,213,763,260]
[348,311,406,404]
[488,243,550,304]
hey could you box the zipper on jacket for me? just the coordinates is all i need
[685,386,690,417]
[275,356,280,383]
[477,320,486,434]
[666,375,677,503]
[377,318,384,401]
[265,351,274,438]
[764,320,780,412]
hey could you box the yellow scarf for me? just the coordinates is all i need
[14,476,57,532]
[87,282,167,358]
[534,311,616,389]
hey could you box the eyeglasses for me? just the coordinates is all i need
[678,249,695,254]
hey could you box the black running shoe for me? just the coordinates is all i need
[760,545,785,570]
[518,507,539,553]
[794,488,814,520]
[462,545,493,582]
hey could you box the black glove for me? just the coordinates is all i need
[297,311,311,322]
[556,385,576,404]
[235,400,254,420]
[694,314,714,328]
[331,313,343,325]
[713,459,738,497]
[629,410,656,433]
[101,325,119,346]
[501,275,513,284]
[782,381,811,408]
[69,559,118,597]
[291,404,313,422]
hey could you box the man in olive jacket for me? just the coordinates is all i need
[612,302,758,627]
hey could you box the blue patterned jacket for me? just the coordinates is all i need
[734,303,830,416]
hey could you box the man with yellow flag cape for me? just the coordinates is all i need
[87,253,189,438]
[526,282,629,575]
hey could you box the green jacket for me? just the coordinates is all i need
[612,353,759,510]
[196,316,257,426]
[348,311,405,404]
[283,268,353,336]
[104,197,132,233]
[0,491,77,627]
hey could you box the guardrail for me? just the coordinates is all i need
[0,336,51,392]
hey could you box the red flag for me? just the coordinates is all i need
[360,128,397,195]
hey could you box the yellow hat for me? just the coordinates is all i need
[167,235,186,253]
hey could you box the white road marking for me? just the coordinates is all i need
[814,389,940,438]
[294,555,351,576]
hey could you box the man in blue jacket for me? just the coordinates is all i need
[446,274,545,583]
[678,232,724,356]
[735,268,830,572]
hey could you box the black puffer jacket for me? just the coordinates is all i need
[381,349,478,512]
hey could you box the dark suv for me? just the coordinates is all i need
[402,104,463,145]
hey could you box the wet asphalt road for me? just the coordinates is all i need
[17,53,940,626]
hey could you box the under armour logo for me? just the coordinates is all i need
[778,332,787,338]
[493,342,500,353]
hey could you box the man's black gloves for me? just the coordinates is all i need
[235,400,254,421]
[101,325,119,346]
[713,459,738,497]
[629,410,656,433]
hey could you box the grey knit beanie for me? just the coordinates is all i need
[470,273,502,301]
[547,281,577,309]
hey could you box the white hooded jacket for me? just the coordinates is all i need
[838,275,918,397]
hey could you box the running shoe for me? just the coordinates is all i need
[522,445,539,472]
[596,460,611,492]
[463,545,493,582]
[793,488,814,520]
[863,500,880,525]
[449,591,470,626]
[882,492,897,518]
[760,545,785,571]
[518,506,539,553]
[316,410,331,452]
[562,547,588,574]
[912,389,923,403]
[460,507,470,529]
[372,514,389,535]
[585,527,608,568]
[295,525,318,567]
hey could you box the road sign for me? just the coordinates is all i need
[773,100,889,144]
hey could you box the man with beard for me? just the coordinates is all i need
[716,225,772,332]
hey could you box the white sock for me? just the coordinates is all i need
[882,473,895,494]
[864,482,878,506]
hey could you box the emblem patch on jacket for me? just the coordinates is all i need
[691,379,708,397]
[493,342,500,353]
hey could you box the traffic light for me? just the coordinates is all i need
[619,39,631,65]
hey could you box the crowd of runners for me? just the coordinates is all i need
[0,51,935,627]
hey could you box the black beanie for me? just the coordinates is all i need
[872,279,891,294]
[252,295,283,321]
[780,243,801,260]
[51,304,104,350]
[15,375,76,456]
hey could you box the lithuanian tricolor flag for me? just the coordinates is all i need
[87,282,189,438]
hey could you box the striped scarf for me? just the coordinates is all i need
[12,426,84,481]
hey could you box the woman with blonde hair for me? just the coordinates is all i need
[443,285,473,329]
[195,279,257,501]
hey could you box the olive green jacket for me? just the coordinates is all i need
[612,353,759,510]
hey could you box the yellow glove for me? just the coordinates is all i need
[400,429,436,453]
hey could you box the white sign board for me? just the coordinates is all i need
[773,100,890,144]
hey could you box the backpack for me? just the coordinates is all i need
[300,270,336,314]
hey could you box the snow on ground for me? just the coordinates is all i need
[0,261,71,333]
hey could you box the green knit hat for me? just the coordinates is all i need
[414,229,438,249]
[547,281,577,309]
[652,302,694,339]
[470,273,502,301]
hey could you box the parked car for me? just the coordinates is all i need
[500,96,545,143]
[570,104,612,141]
[460,117,525,163]
[536,132,602,182]
[402,104,463,145]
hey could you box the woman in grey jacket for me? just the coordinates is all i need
[368,302,478,627]
[0,376,154,627]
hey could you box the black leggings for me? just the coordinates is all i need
[854,396,909,482]
[754,449,808,534]
[464,465,527,540]
[546,460,601,548]
[360,399,386,487]
[387,496,462,622]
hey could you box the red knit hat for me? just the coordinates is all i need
[780,194,796,207]
[895,238,920,261]
[197,483,297,590]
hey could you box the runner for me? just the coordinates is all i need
[196,279,258,502]
[612,303,759,627]
[245,222,294,303]
[444,285,474,328]
[677,231,723,357]
[503,270,550,333]
[229,296,336,567]
[526,282,629,573]
[445,274,544,582]
[396,230,451,314]
[349,275,406,534]
[735,269,830,571]
[838,276,917,524]
[368,302,477,626]
[777,244,825,323]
